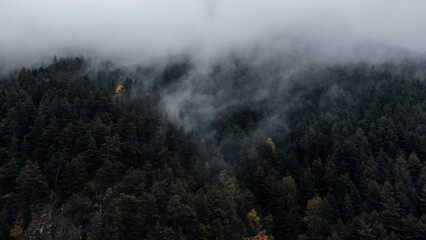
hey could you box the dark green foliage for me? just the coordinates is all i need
[15,161,48,205]
[61,154,88,196]
[0,58,426,239]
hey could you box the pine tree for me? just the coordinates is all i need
[15,161,48,230]
[355,217,376,240]
[87,212,103,240]
[94,160,123,188]
[103,199,125,240]
[342,194,354,223]
[83,136,101,174]
[274,176,301,239]
[61,154,88,196]
[101,134,121,163]
[300,196,326,240]
[15,160,48,205]
[380,182,403,235]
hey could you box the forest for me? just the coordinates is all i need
[0,57,426,239]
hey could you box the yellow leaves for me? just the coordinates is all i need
[104,187,113,200]
[281,176,298,199]
[282,175,296,186]
[246,213,274,239]
[247,209,262,233]
[304,195,322,223]
[245,230,270,240]
[115,84,124,93]
[0,193,11,200]
[225,177,241,198]
[114,84,128,99]
[300,196,326,240]
[266,138,275,152]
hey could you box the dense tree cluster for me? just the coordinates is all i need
[0,57,425,239]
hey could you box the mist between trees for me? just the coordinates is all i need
[0,54,426,239]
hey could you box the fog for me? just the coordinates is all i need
[2,0,426,75]
[2,0,426,135]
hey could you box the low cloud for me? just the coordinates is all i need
[1,0,426,75]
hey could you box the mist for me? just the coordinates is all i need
[2,0,426,75]
[3,0,426,137]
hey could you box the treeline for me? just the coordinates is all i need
[0,57,425,239]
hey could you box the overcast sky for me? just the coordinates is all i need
[1,0,426,73]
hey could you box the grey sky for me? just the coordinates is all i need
[1,0,426,73]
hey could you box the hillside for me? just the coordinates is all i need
[0,57,426,239]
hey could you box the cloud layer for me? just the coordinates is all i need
[2,0,426,136]
[1,0,426,73]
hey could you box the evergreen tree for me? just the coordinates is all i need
[300,196,326,240]
[61,154,88,196]
[15,161,48,205]
[274,175,301,239]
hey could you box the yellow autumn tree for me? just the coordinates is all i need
[266,138,275,152]
[299,195,325,240]
[245,230,272,240]
[247,208,262,233]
